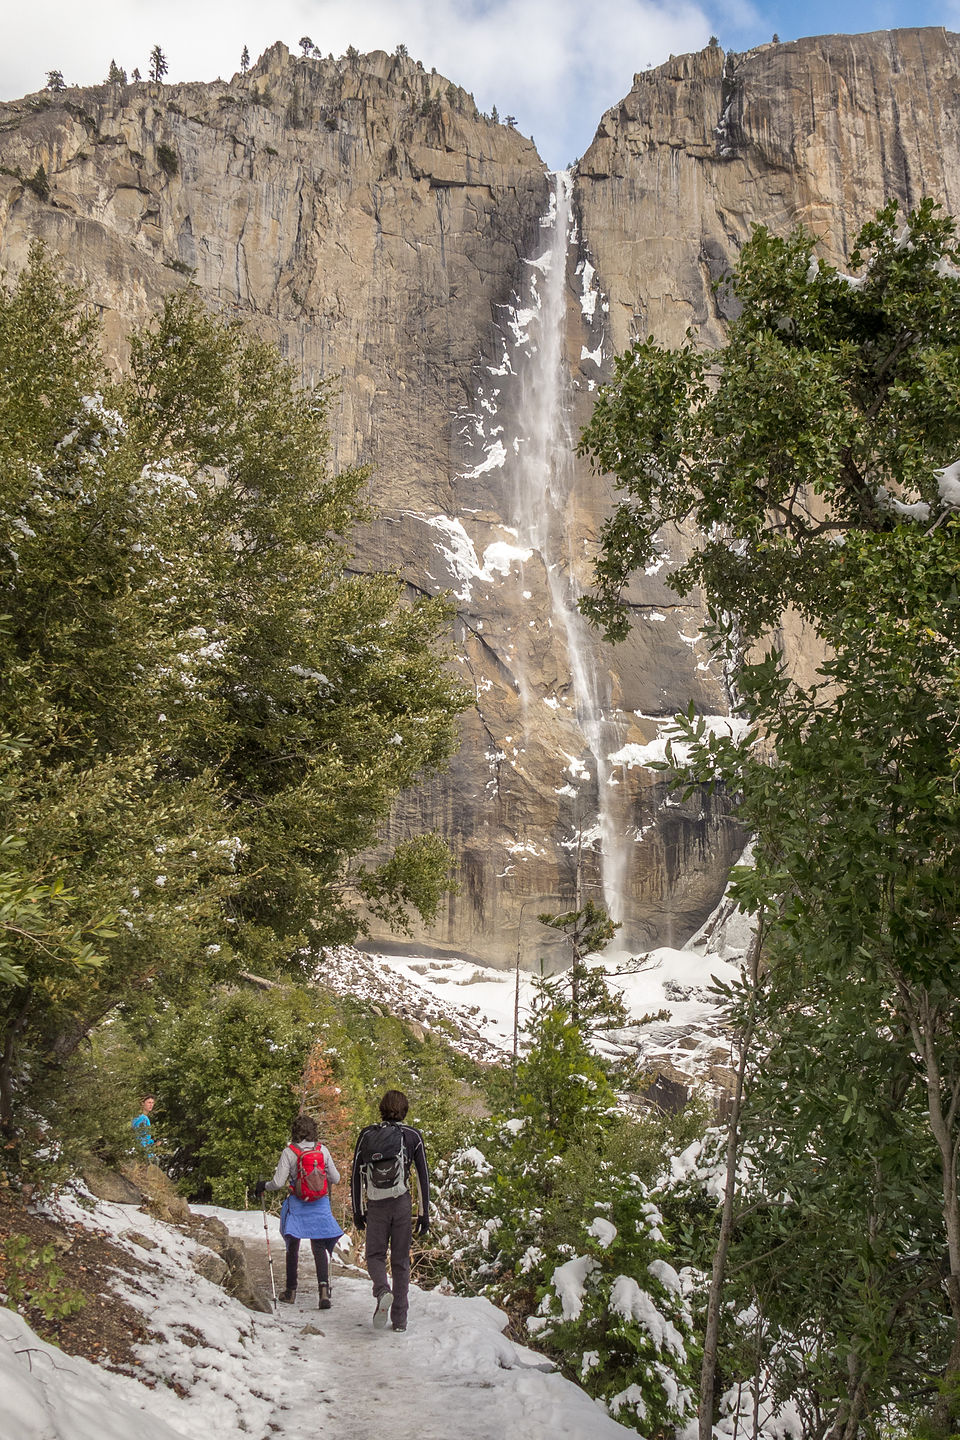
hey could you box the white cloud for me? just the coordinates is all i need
[0,0,716,166]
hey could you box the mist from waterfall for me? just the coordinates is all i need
[508,171,629,925]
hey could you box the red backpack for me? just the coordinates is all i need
[290,1142,328,1202]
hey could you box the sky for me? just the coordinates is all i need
[1,0,958,168]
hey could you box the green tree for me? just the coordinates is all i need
[515,982,616,1146]
[580,198,960,647]
[580,199,960,1433]
[155,143,178,176]
[45,70,64,92]
[25,165,49,201]
[0,250,468,1138]
[148,45,168,83]
[150,985,329,1204]
[539,1179,699,1436]
[435,992,705,1433]
[0,729,115,1131]
[733,942,952,1434]
[240,46,250,75]
[738,530,960,1429]
[106,60,126,84]
[538,898,624,1030]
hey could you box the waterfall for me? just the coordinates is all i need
[505,172,629,924]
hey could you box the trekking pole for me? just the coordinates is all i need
[261,1196,278,1307]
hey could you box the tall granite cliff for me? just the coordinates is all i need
[0,30,957,966]
[578,29,960,352]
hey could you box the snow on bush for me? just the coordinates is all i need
[435,1127,699,1437]
[537,1179,698,1435]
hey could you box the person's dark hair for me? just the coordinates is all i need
[140,1095,155,1105]
[379,1089,409,1123]
[291,1113,318,1143]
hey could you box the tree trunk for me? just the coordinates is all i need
[49,996,122,1063]
[824,1359,867,1440]
[896,978,960,1431]
[0,994,32,1136]
[698,917,764,1440]
[571,830,583,1026]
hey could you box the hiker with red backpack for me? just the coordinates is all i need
[351,1089,429,1333]
[255,1113,343,1308]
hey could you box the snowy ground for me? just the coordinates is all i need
[2,1193,637,1440]
[320,897,750,1086]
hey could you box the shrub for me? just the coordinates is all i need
[4,1236,85,1324]
[155,142,178,176]
[534,1184,698,1435]
[25,164,50,200]
[142,981,486,1206]
[144,985,330,1205]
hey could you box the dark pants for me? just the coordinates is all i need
[365,1194,412,1325]
[285,1236,336,1293]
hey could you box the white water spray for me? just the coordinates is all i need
[507,173,629,923]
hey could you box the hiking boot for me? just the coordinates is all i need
[279,1288,297,1304]
[318,1283,331,1310]
[373,1288,392,1329]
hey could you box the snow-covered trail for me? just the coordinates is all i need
[248,1265,619,1440]
[2,1195,638,1440]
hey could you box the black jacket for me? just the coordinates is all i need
[351,1121,429,1223]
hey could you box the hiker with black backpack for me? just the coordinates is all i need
[351,1089,429,1333]
[255,1113,343,1309]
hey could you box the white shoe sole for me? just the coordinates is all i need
[373,1290,392,1329]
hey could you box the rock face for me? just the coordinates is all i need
[1,30,958,967]
[577,29,960,353]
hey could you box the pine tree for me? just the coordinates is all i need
[515,985,616,1144]
[148,45,167,83]
[298,36,313,57]
[240,45,250,75]
[538,898,622,1030]
[45,70,64,92]
[25,165,50,201]
[107,59,126,84]
[147,986,329,1205]
[0,251,469,1139]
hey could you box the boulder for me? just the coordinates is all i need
[222,1240,273,1314]
[191,1247,230,1287]
[81,1160,142,1206]
[194,1214,230,1242]
[120,1229,159,1251]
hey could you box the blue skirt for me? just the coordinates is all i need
[279,1191,344,1241]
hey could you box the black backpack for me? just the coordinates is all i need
[361,1124,408,1201]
